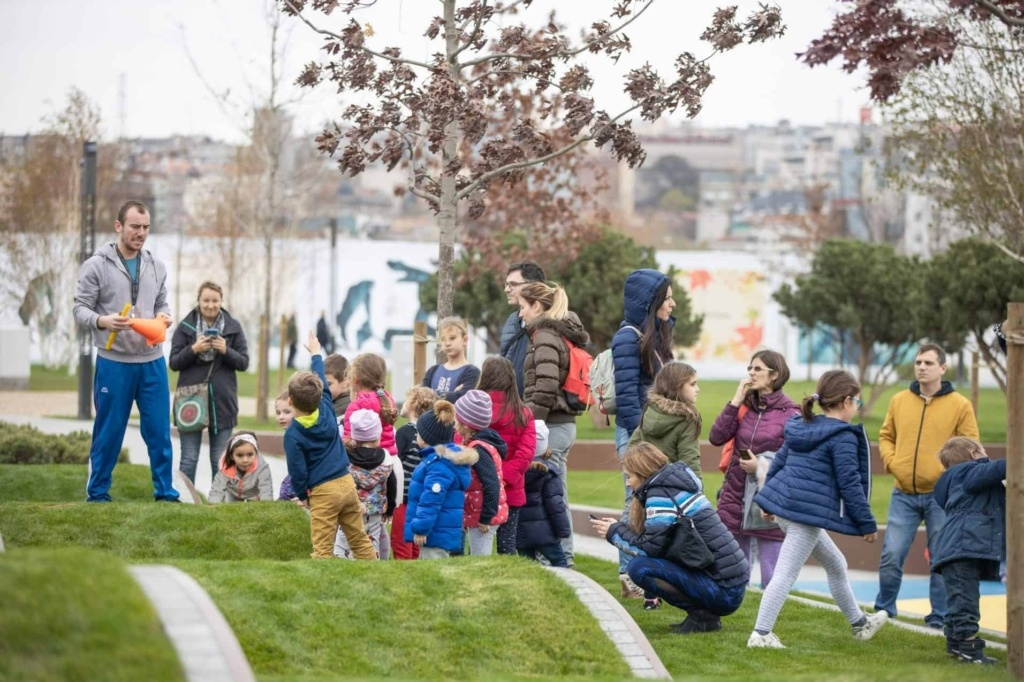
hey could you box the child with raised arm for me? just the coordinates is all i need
[284,331,377,560]
[930,437,1005,664]
[208,431,273,503]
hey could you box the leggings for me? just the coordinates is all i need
[754,520,865,633]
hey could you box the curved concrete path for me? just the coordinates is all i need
[544,567,671,679]
[129,565,255,682]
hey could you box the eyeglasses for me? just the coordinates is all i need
[504,280,526,290]
[852,397,863,409]
[747,366,769,373]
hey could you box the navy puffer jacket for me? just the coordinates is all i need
[755,416,876,536]
[930,457,1006,574]
[516,459,571,549]
[611,269,672,434]
[608,462,749,587]
[499,311,529,396]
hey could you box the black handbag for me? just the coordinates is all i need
[663,493,715,570]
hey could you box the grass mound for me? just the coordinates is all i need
[0,547,182,682]
[0,463,154,503]
[174,555,630,681]
[0,421,128,465]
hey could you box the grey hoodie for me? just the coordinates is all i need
[73,242,171,363]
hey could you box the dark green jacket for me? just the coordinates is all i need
[628,392,702,477]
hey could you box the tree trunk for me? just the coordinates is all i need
[435,0,459,323]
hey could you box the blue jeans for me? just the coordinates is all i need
[518,543,568,568]
[874,489,947,624]
[629,556,746,617]
[179,427,233,484]
[615,424,632,574]
[940,560,981,642]
[88,356,179,502]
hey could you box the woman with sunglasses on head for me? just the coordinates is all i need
[709,350,798,590]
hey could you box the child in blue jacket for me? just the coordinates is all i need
[403,400,478,559]
[931,437,1006,665]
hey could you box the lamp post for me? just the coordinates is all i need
[77,141,97,420]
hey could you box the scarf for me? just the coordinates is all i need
[197,310,225,363]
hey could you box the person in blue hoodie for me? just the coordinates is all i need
[610,268,675,595]
[404,400,479,559]
[748,370,888,649]
[284,331,377,560]
[930,437,1005,665]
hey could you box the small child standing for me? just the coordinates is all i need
[454,390,507,556]
[335,409,396,559]
[208,431,274,503]
[404,400,479,559]
[324,354,352,419]
[343,353,398,454]
[275,390,301,503]
[627,361,702,475]
[284,331,377,560]
[422,317,480,403]
[930,437,1005,665]
[391,386,437,560]
[516,422,571,567]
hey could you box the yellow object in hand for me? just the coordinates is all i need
[104,304,132,350]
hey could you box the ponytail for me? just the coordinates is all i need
[804,370,860,421]
[377,388,398,425]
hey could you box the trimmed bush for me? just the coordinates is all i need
[0,421,128,465]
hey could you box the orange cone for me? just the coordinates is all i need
[129,318,167,346]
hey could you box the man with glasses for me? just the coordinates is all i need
[499,261,546,396]
[873,343,979,629]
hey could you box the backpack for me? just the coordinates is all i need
[589,325,641,415]
[561,337,594,414]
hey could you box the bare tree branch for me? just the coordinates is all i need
[969,0,1024,27]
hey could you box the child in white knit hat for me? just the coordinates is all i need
[514,420,571,567]
[334,409,396,559]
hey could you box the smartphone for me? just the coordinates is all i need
[204,328,220,337]
[740,449,754,461]
[588,514,600,521]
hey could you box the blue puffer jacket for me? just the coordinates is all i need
[755,416,876,536]
[611,269,672,434]
[403,443,478,552]
[930,457,1006,575]
[608,462,749,587]
[499,311,529,397]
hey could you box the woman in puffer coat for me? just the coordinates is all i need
[519,281,590,566]
[591,442,749,635]
[709,349,798,588]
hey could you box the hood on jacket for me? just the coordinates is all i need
[528,456,559,475]
[432,443,480,467]
[347,445,387,469]
[468,427,508,459]
[641,392,701,439]
[745,388,799,413]
[218,451,264,479]
[529,312,590,348]
[910,380,956,398]
[781,413,862,453]
[622,269,668,327]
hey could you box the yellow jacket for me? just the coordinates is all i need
[878,382,980,494]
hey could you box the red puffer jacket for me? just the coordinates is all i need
[486,391,536,508]
[464,430,509,527]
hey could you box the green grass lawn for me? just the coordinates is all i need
[572,555,1009,681]
[0,547,183,682]
[0,463,155,503]
[567,469,897,521]
[174,556,629,682]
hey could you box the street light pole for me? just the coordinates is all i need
[77,141,97,420]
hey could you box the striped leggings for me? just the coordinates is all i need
[754,519,865,633]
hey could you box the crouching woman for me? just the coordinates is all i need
[591,443,749,634]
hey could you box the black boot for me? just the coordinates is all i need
[670,610,722,634]
[951,638,997,665]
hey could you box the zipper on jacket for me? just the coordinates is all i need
[911,398,928,494]
[840,500,844,518]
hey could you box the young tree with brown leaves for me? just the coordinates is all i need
[282,0,785,319]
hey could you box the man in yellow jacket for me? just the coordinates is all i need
[873,344,980,628]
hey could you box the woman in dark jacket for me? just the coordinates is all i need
[610,269,675,594]
[592,442,749,635]
[709,349,798,588]
[519,280,590,566]
[169,281,250,484]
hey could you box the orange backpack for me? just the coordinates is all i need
[561,337,594,413]
[718,405,750,473]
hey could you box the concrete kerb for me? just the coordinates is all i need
[129,565,256,682]
[544,566,671,679]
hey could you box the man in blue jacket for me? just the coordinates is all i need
[498,261,545,396]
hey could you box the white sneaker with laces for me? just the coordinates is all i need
[747,631,786,649]
[852,610,889,641]
[618,573,644,599]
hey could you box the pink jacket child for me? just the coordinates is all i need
[486,390,536,509]
[344,389,398,454]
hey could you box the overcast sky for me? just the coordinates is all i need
[0,0,874,144]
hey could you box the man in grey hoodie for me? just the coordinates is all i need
[73,200,180,502]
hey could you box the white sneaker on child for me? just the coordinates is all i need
[747,631,785,649]
[852,610,888,641]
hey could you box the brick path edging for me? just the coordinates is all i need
[544,566,671,679]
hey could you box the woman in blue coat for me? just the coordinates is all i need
[748,370,888,649]
[610,269,675,595]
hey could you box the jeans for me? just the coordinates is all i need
[519,543,568,568]
[496,507,520,555]
[179,427,233,484]
[940,560,982,642]
[547,422,576,564]
[628,556,745,617]
[874,489,947,625]
[615,424,633,574]
[736,535,783,588]
[467,526,495,555]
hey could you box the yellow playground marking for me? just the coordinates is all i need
[897,596,1006,634]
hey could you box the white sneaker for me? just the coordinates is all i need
[747,631,786,649]
[853,610,889,641]
[619,573,644,599]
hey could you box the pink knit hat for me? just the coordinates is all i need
[454,390,493,431]
[350,409,382,442]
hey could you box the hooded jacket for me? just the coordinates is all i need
[499,311,529,396]
[404,443,479,552]
[879,381,980,494]
[516,458,571,549]
[627,392,702,476]
[168,308,250,434]
[486,391,536,508]
[463,428,508,527]
[347,445,397,516]
[607,461,749,588]
[208,452,273,503]
[73,242,171,363]
[611,269,673,434]
[755,416,877,537]
[523,313,591,423]
[343,390,398,454]
[710,391,799,540]
[930,457,1006,575]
